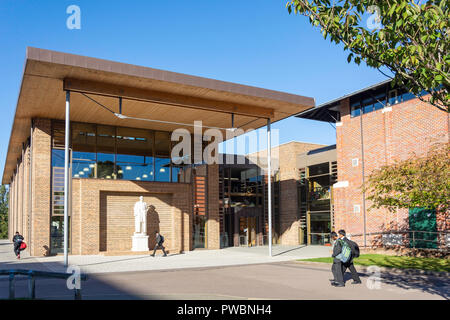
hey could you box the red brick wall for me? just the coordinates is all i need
[334,97,449,246]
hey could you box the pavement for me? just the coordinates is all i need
[0,240,332,274]
[1,240,449,300]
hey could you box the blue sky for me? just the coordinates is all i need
[0,0,388,176]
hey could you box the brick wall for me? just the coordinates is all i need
[71,178,192,255]
[334,97,449,246]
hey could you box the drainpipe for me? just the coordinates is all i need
[359,111,367,247]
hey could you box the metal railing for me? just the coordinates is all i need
[1,269,88,300]
[348,230,450,251]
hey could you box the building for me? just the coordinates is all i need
[4,47,315,256]
[297,80,449,247]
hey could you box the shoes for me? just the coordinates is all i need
[150,254,155,257]
[17,254,20,260]
[331,282,345,287]
[352,280,362,284]
[163,254,167,257]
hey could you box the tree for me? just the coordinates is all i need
[364,142,450,213]
[286,0,450,112]
[0,185,9,239]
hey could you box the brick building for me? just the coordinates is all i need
[297,80,449,247]
[4,47,314,256]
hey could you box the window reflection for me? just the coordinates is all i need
[63,121,182,182]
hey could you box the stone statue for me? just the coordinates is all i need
[133,196,148,235]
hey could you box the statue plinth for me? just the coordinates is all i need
[131,233,149,252]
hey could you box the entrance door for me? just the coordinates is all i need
[238,216,258,247]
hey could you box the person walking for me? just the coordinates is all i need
[338,230,362,284]
[150,231,167,257]
[330,231,345,287]
[12,231,24,259]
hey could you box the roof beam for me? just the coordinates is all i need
[64,78,275,119]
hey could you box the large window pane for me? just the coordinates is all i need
[172,166,180,183]
[117,127,153,160]
[97,125,115,154]
[155,157,171,182]
[97,153,115,179]
[72,123,96,153]
[362,97,374,114]
[350,101,361,117]
[373,93,386,111]
[72,151,96,178]
[117,156,154,181]
[155,131,170,157]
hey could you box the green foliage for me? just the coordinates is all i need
[287,0,450,112]
[0,185,9,239]
[365,142,450,212]
[300,254,450,272]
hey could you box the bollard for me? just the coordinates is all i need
[9,272,15,300]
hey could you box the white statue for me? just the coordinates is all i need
[133,196,148,235]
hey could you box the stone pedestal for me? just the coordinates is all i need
[131,234,149,252]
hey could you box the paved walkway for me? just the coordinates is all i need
[1,240,448,300]
[0,240,331,274]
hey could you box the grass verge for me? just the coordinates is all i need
[299,254,450,272]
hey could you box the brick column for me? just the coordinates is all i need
[31,119,52,256]
[207,164,220,249]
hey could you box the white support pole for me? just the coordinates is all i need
[267,118,272,257]
[64,91,70,267]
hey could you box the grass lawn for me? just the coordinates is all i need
[299,254,450,272]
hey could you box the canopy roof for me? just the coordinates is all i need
[3,47,315,184]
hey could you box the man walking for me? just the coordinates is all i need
[12,231,24,259]
[330,231,345,287]
[338,230,362,284]
[151,231,167,257]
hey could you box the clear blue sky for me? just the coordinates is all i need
[0,0,388,176]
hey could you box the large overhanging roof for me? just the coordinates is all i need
[3,47,315,184]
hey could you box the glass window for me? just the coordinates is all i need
[117,156,154,181]
[172,166,180,183]
[401,92,415,103]
[97,125,115,154]
[72,123,96,153]
[350,101,361,117]
[373,93,386,111]
[388,90,399,106]
[361,97,374,114]
[155,131,170,157]
[72,151,96,178]
[155,157,171,182]
[97,153,115,179]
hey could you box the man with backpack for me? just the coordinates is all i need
[150,231,167,257]
[338,230,362,284]
[330,231,345,287]
[12,231,24,259]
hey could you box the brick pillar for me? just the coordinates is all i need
[207,164,220,249]
[31,119,52,256]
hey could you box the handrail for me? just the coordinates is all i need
[0,269,88,300]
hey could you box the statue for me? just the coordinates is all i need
[133,196,148,235]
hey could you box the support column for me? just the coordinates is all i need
[267,118,272,257]
[64,91,70,267]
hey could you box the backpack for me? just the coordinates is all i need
[160,235,165,244]
[346,239,360,258]
[336,239,352,263]
[19,242,27,250]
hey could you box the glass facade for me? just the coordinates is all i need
[53,120,185,183]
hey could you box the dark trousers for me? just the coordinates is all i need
[342,261,361,282]
[332,260,344,285]
[152,243,167,256]
[13,242,21,256]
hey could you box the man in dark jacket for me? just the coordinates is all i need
[338,230,362,284]
[330,231,345,287]
[150,231,167,257]
[12,232,24,259]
